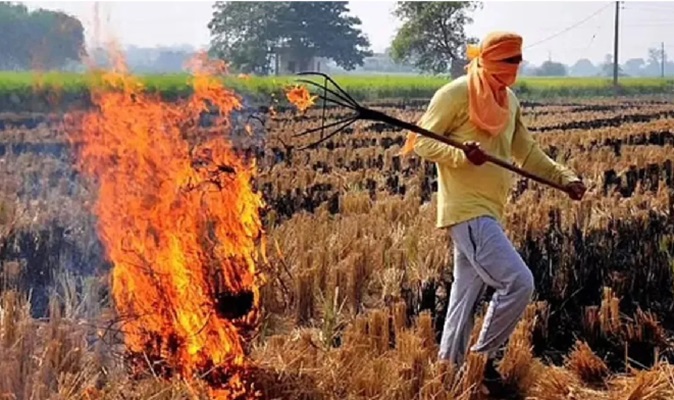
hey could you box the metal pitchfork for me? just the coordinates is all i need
[291,71,569,193]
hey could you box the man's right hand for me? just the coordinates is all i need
[464,141,488,166]
[566,180,587,201]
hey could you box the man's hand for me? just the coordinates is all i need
[463,141,488,166]
[566,180,586,201]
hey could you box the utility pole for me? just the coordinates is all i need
[662,42,666,78]
[613,1,620,88]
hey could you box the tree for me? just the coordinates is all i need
[623,58,645,77]
[0,2,85,70]
[518,60,537,76]
[154,49,192,73]
[599,54,625,77]
[643,47,667,77]
[648,47,666,67]
[208,2,372,75]
[390,1,481,74]
[534,61,567,77]
[569,59,597,77]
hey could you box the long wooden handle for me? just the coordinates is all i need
[362,108,570,193]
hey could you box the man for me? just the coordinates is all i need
[405,32,586,395]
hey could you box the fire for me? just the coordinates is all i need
[67,52,264,398]
[285,84,316,112]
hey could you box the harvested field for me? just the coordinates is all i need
[2,78,674,399]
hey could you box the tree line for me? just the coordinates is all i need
[522,50,671,78]
[208,1,479,75]
[207,1,672,78]
[0,1,670,78]
[0,2,84,70]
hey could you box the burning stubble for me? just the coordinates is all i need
[65,52,265,399]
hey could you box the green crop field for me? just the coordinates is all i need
[0,71,673,112]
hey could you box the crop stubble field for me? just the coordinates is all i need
[2,73,674,400]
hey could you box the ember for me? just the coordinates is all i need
[285,84,317,112]
[66,51,265,399]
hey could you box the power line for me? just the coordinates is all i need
[623,22,674,27]
[624,7,674,14]
[525,2,614,49]
[623,4,674,12]
[578,23,603,60]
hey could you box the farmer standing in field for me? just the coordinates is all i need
[405,31,586,395]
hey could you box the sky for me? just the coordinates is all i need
[21,1,674,66]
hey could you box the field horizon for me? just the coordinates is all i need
[1,70,673,114]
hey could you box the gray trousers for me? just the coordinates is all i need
[438,216,535,366]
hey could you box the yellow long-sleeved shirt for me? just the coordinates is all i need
[413,75,580,229]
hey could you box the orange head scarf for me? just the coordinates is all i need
[399,31,523,156]
[466,31,523,136]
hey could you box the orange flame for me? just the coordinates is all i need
[67,51,264,398]
[285,84,316,112]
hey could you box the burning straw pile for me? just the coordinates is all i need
[64,53,267,398]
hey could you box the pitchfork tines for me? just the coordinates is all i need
[293,71,453,153]
[291,72,366,150]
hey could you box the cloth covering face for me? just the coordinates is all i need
[465,31,523,136]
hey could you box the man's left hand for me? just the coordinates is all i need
[566,181,586,201]
[463,141,488,166]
